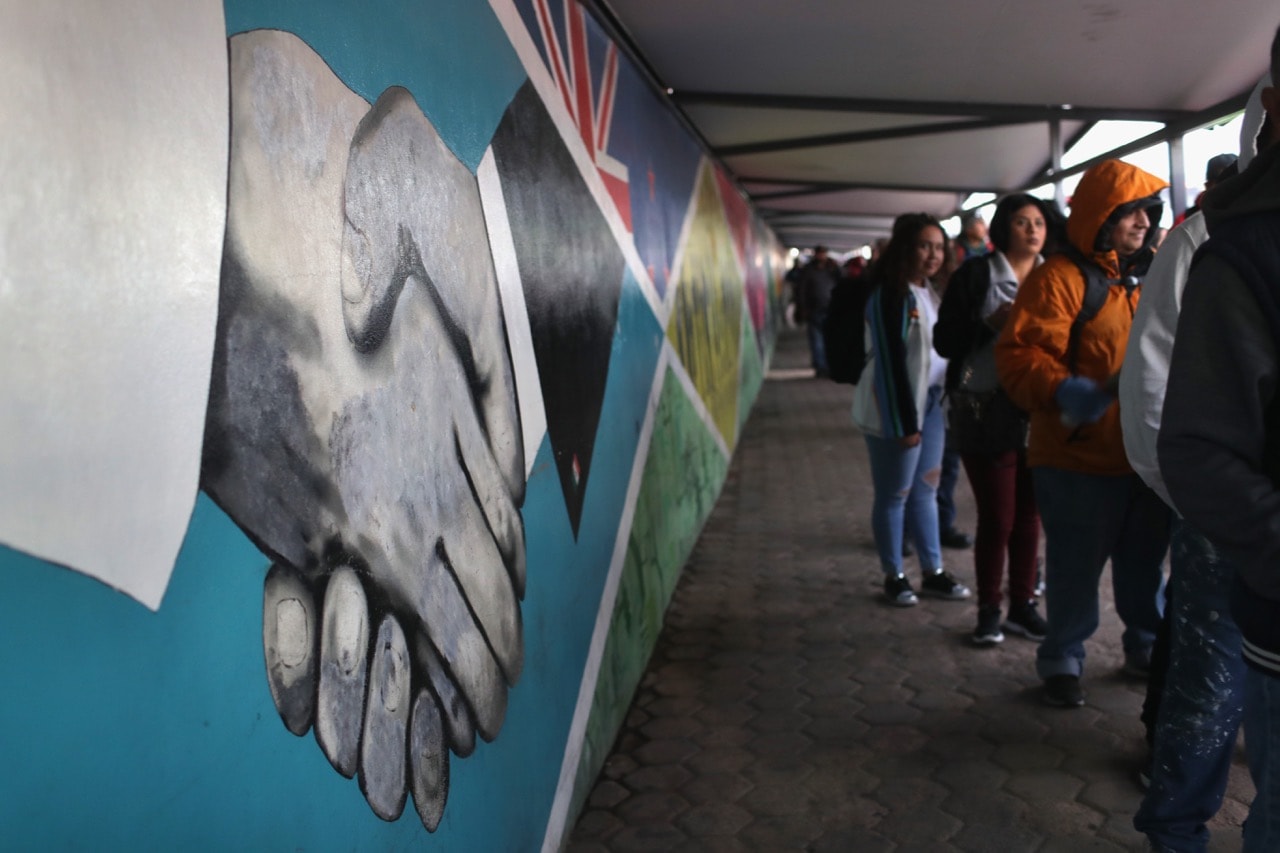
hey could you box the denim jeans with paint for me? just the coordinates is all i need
[1031,467,1169,679]
[1244,667,1280,852]
[1135,518,1244,852]
[864,384,945,577]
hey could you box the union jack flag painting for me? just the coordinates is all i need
[529,0,631,229]
[513,0,702,298]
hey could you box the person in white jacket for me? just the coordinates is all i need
[853,213,971,607]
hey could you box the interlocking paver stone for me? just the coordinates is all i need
[571,809,623,843]
[674,801,753,837]
[737,782,812,817]
[873,804,963,846]
[744,708,811,734]
[679,773,754,805]
[614,790,691,825]
[684,746,754,775]
[638,715,702,741]
[623,764,693,793]
[631,738,698,767]
[587,779,629,809]
[606,824,690,852]
[568,329,1254,851]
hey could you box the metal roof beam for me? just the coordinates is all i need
[1022,89,1250,189]
[748,179,986,199]
[717,117,1027,156]
[674,91,1191,124]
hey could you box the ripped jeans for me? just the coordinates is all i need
[864,385,945,577]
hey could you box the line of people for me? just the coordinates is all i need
[836,25,1280,850]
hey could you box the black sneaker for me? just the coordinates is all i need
[972,606,1004,645]
[884,574,918,607]
[1004,600,1048,641]
[1043,674,1085,707]
[920,569,971,600]
[940,527,974,549]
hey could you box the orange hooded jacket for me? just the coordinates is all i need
[994,159,1168,475]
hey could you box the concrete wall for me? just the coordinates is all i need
[0,1,783,848]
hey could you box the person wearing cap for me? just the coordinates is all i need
[995,159,1171,708]
[1173,151,1239,227]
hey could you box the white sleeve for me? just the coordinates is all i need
[1119,214,1207,508]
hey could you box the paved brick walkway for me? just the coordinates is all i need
[568,326,1254,852]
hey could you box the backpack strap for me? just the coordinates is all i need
[1063,247,1119,374]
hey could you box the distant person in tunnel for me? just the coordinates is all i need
[852,213,971,607]
[996,159,1171,709]
[795,244,841,377]
[954,210,992,264]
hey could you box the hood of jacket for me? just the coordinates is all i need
[1202,138,1280,231]
[1066,159,1168,277]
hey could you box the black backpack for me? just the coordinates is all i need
[823,276,874,384]
[1064,248,1142,372]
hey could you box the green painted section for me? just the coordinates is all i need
[569,366,730,818]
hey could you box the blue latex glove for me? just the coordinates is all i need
[1055,375,1112,426]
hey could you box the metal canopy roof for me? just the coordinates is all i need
[590,0,1277,251]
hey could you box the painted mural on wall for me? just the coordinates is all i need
[739,304,767,435]
[513,0,702,298]
[203,30,527,827]
[570,363,733,818]
[716,169,781,361]
[0,0,786,847]
[667,164,749,447]
[489,80,626,537]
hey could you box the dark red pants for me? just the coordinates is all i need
[961,449,1040,608]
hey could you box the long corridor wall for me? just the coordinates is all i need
[0,0,784,849]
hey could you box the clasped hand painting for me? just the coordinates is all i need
[0,0,781,848]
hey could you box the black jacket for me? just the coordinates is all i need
[1158,141,1280,674]
[933,254,995,392]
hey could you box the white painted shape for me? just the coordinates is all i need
[0,0,229,609]
[542,345,670,853]
[488,0,663,322]
[477,150,547,478]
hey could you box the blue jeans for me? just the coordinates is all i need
[1244,667,1280,852]
[807,309,829,373]
[1032,468,1169,679]
[865,385,945,577]
[1134,518,1244,852]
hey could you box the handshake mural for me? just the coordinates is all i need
[201,31,527,829]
